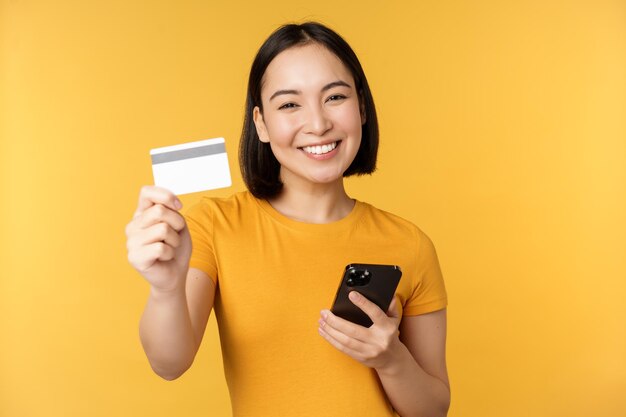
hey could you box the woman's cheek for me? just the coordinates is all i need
[275,117,301,141]
[331,103,359,129]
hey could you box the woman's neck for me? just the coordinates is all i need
[267,178,355,224]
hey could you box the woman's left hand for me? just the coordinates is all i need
[318,291,402,372]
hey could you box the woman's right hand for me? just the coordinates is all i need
[125,186,192,292]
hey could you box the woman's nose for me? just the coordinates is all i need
[303,105,332,136]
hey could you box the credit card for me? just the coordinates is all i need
[150,137,232,195]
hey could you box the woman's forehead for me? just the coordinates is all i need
[261,43,354,93]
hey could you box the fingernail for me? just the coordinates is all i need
[174,199,183,210]
[320,310,329,319]
[349,291,360,301]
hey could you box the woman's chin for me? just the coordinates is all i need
[307,174,345,187]
[303,167,345,183]
[280,165,346,188]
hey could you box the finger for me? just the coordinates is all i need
[320,309,369,342]
[348,291,387,325]
[128,242,175,271]
[142,222,181,248]
[318,326,368,361]
[137,204,186,232]
[387,296,400,319]
[134,186,182,218]
[125,204,185,238]
[127,222,181,250]
[318,316,369,351]
[154,242,176,262]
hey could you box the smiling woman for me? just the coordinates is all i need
[126,22,450,417]
[253,44,365,187]
[239,22,379,201]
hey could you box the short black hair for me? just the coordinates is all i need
[239,22,379,199]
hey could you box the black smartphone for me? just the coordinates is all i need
[330,263,402,328]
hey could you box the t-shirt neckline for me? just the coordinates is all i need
[251,192,365,234]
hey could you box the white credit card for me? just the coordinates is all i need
[150,137,232,195]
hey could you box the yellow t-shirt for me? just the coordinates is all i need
[185,191,447,417]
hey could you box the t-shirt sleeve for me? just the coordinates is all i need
[184,199,218,285]
[403,228,448,316]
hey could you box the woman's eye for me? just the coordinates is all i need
[327,94,347,102]
[278,102,298,110]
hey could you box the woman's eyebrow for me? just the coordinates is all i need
[321,80,351,92]
[268,80,352,101]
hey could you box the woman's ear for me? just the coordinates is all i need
[253,106,270,143]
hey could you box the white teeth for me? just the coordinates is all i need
[302,141,337,155]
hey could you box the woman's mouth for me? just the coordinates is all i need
[299,140,341,156]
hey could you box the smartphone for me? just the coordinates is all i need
[330,263,402,328]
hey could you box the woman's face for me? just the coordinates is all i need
[253,43,365,188]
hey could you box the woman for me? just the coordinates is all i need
[126,22,450,417]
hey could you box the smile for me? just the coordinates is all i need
[300,140,340,155]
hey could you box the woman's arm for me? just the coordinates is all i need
[377,309,450,417]
[318,292,450,417]
[139,268,215,380]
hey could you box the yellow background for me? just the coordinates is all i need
[1,0,625,416]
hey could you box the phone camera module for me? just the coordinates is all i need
[346,268,371,287]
